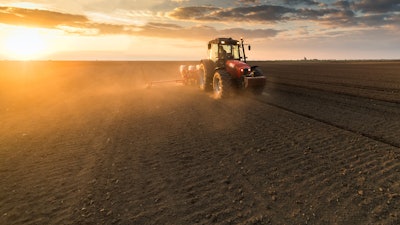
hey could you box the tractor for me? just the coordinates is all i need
[182,37,266,98]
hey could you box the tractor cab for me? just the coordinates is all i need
[207,38,247,67]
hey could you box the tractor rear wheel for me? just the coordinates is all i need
[199,60,214,91]
[213,70,232,99]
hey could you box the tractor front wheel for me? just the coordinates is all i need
[213,70,232,99]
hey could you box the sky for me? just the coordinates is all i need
[0,0,399,60]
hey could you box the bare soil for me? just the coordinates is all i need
[1,60,399,224]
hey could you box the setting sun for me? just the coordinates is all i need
[4,28,48,60]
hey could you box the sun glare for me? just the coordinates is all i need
[4,28,48,60]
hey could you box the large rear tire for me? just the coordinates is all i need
[199,60,215,91]
[213,70,233,99]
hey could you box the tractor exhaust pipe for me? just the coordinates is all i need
[241,38,247,63]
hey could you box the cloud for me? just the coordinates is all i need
[237,0,261,5]
[0,6,130,35]
[168,1,400,30]
[321,0,400,28]
[220,27,279,38]
[167,5,221,20]
[169,5,294,22]
[1,2,398,44]
[0,6,88,28]
[328,0,400,27]
[134,23,280,40]
[354,0,400,13]
[168,4,346,24]
[322,9,356,26]
[171,0,189,2]
[293,8,340,20]
[224,5,295,22]
[0,6,279,41]
[333,0,353,9]
[282,0,319,6]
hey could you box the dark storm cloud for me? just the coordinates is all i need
[0,6,88,28]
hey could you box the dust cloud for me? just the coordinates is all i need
[0,61,194,138]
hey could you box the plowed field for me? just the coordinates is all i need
[1,61,399,224]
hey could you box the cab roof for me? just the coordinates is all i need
[208,37,239,45]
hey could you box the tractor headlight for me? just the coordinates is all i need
[241,68,251,75]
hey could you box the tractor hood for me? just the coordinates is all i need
[225,60,251,78]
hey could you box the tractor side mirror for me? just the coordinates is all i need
[248,45,251,51]
[208,43,211,49]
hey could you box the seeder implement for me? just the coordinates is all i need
[146,65,201,89]
[146,79,184,89]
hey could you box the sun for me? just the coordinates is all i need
[4,27,48,60]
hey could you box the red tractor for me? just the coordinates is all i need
[181,37,266,98]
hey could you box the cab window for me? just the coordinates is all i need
[209,44,219,62]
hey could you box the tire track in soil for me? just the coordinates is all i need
[0,93,120,225]
[259,83,400,149]
[192,88,399,224]
[94,84,400,223]
[257,75,400,223]
[229,94,400,224]
[261,61,400,102]
[77,87,275,224]
[249,64,400,222]
[269,80,400,104]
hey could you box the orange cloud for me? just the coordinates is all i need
[0,7,88,28]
